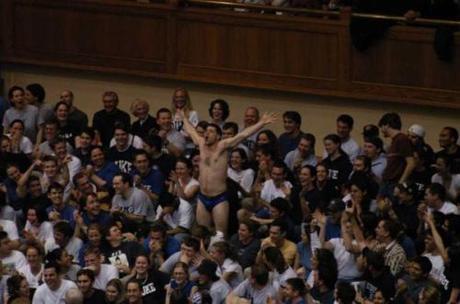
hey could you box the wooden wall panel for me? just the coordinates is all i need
[1,0,459,108]
[10,1,170,72]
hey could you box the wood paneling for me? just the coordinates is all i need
[1,0,459,108]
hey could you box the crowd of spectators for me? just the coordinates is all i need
[0,83,459,304]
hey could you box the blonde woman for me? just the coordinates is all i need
[171,88,199,154]
[130,98,157,140]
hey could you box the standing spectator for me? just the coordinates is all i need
[169,157,199,205]
[241,106,260,153]
[374,219,407,277]
[124,280,143,304]
[111,173,152,225]
[208,99,229,129]
[73,127,95,166]
[259,219,297,266]
[284,133,317,174]
[38,119,73,157]
[229,220,261,270]
[107,123,139,174]
[92,91,130,148]
[336,114,361,161]
[278,111,303,159]
[59,90,88,130]
[407,124,435,165]
[25,83,53,140]
[76,269,106,304]
[259,161,292,204]
[32,262,77,304]
[322,134,352,188]
[362,136,387,182]
[3,86,40,143]
[155,192,193,241]
[378,112,415,196]
[192,259,231,304]
[132,150,164,204]
[130,98,157,140]
[55,101,81,148]
[7,120,33,156]
[171,88,199,133]
[104,279,124,304]
[156,108,185,158]
[88,146,120,190]
[424,183,458,215]
[436,126,460,173]
[227,148,255,195]
[0,231,26,275]
[83,246,118,290]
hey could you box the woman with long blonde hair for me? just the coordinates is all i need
[171,88,199,154]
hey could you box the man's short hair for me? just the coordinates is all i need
[207,123,222,137]
[251,263,269,286]
[364,136,384,152]
[79,127,95,139]
[50,138,68,150]
[8,86,24,100]
[337,114,354,129]
[335,282,356,304]
[113,121,130,134]
[444,127,459,142]
[239,219,258,235]
[48,182,64,194]
[102,91,119,103]
[283,111,301,126]
[83,246,101,257]
[427,183,446,201]
[222,122,239,135]
[182,237,200,252]
[378,112,402,130]
[114,173,133,187]
[150,223,168,237]
[54,221,74,239]
[272,160,286,173]
[299,133,316,148]
[159,192,180,209]
[270,198,290,214]
[156,107,172,118]
[65,288,84,304]
[412,256,432,275]
[77,268,96,282]
[270,218,287,235]
[44,261,61,274]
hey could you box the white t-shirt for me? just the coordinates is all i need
[0,219,19,240]
[181,178,200,205]
[271,266,297,290]
[18,263,44,288]
[8,134,33,154]
[429,201,458,215]
[216,258,244,288]
[45,236,83,264]
[260,179,292,203]
[93,264,119,290]
[328,238,362,281]
[431,173,460,202]
[2,250,27,275]
[423,252,449,290]
[210,279,231,304]
[156,198,194,230]
[24,220,54,244]
[32,279,77,304]
[232,279,278,304]
[227,168,255,194]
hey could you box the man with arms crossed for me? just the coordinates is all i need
[179,109,277,237]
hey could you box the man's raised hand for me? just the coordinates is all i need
[261,112,278,125]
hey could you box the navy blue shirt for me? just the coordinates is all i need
[46,204,76,228]
[143,236,181,258]
[95,161,120,188]
[131,168,165,198]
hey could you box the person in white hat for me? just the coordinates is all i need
[408,124,435,166]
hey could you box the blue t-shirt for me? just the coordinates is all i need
[296,242,312,279]
[143,236,181,259]
[131,168,165,197]
[81,210,112,227]
[46,204,76,227]
[95,161,120,188]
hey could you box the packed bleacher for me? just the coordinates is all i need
[0,84,460,304]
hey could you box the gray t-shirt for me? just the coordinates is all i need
[210,279,231,304]
[232,279,278,304]
[284,149,317,171]
[3,105,40,141]
[111,187,150,218]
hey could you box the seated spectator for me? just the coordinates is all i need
[88,146,120,190]
[160,237,202,276]
[256,129,280,158]
[124,279,144,304]
[283,278,308,304]
[38,119,73,157]
[278,111,303,159]
[362,136,387,183]
[121,254,169,303]
[111,173,152,225]
[205,241,243,288]
[132,150,164,203]
[77,192,112,235]
[260,246,297,290]
[431,154,460,202]
[23,206,54,245]
[259,219,297,266]
[310,250,338,304]
[227,148,255,195]
[229,220,261,270]
[0,231,26,275]
[0,135,31,176]
[169,157,199,206]
[334,281,356,304]
[6,274,30,303]
[103,224,145,276]
[315,163,340,207]
[395,256,433,303]
[143,135,176,179]
[322,134,352,188]
[25,83,53,138]
[144,223,180,267]
[192,259,231,304]
[389,182,419,240]
[240,106,260,154]
[284,133,317,174]
[226,263,277,304]
[104,279,124,304]
[59,90,88,130]
[156,108,185,158]
[73,127,95,166]
[45,247,81,281]
[3,86,40,143]
[45,221,83,264]
[374,219,407,277]
[107,123,139,174]
[208,99,229,129]
[130,98,157,140]
[55,101,81,148]
[17,243,45,292]
[222,122,250,156]
[83,246,118,290]
[92,91,130,148]
[259,161,292,204]
[32,262,78,303]
[76,268,106,303]
[424,183,458,215]
[7,119,33,156]
[165,262,195,303]
[155,192,193,241]
[46,182,77,225]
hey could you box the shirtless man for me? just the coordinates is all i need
[179,110,277,236]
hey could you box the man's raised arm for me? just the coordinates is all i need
[222,112,278,149]
[178,109,203,146]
